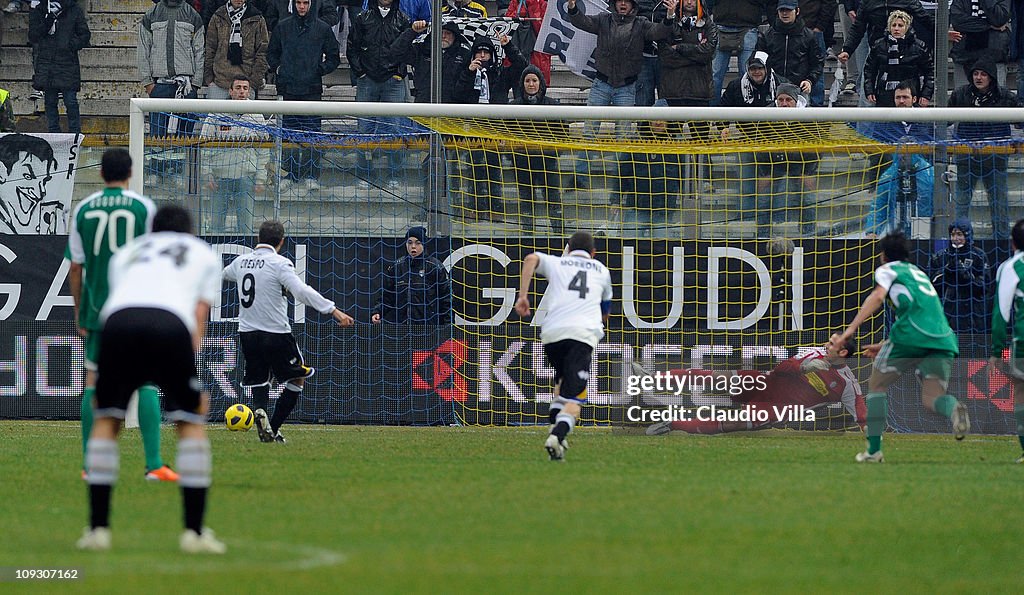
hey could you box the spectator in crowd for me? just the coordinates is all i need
[348,0,411,192]
[756,83,818,238]
[454,35,528,219]
[948,58,1020,241]
[837,0,932,70]
[442,0,486,17]
[506,0,551,85]
[361,0,430,20]
[863,10,932,107]
[566,0,676,188]
[756,0,824,106]
[620,100,684,237]
[3,0,29,13]
[391,20,469,103]
[1015,0,1024,99]
[28,0,90,133]
[708,0,764,106]
[796,0,837,106]
[837,0,866,96]
[634,0,665,107]
[720,51,788,220]
[511,65,566,233]
[930,219,992,335]
[199,77,270,234]
[863,80,934,238]
[204,0,270,24]
[267,0,340,195]
[371,226,452,324]
[264,0,338,32]
[949,0,1010,89]
[658,0,718,127]
[205,0,270,99]
[0,86,15,132]
[138,0,205,185]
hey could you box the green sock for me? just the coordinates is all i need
[138,385,164,472]
[865,392,888,454]
[932,394,958,418]
[1015,406,1024,452]
[80,386,94,467]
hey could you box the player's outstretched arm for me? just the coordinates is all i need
[331,307,354,327]
[515,253,541,318]
[834,284,887,344]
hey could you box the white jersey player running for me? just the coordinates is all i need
[222,220,354,443]
[515,232,613,461]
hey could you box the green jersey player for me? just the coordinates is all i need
[66,148,177,482]
[989,219,1024,463]
[834,233,970,462]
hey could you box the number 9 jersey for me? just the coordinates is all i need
[222,243,337,334]
[534,250,613,348]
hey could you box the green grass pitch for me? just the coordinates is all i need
[2,422,1020,592]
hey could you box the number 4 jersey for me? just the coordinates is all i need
[875,260,958,354]
[102,232,223,334]
[65,188,156,331]
[534,250,613,348]
[222,244,336,334]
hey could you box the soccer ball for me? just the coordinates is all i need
[225,404,254,431]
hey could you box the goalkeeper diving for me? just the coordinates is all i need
[645,337,865,435]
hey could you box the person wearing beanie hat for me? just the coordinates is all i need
[391,19,469,103]
[754,0,824,105]
[372,227,452,324]
[754,80,818,238]
[929,218,991,335]
[949,56,1021,241]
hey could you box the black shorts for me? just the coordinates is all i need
[544,339,593,403]
[239,330,313,387]
[94,308,205,424]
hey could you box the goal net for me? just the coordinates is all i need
[125,99,1020,434]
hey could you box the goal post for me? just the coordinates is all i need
[125,98,1024,434]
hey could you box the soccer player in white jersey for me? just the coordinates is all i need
[78,205,226,554]
[515,232,613,461]
[223,220,354,443]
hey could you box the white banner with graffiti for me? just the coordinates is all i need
[0,133,83,235]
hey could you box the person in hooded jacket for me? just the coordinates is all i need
[454,35,528,220]
[930,219,992,335]
[29,0,90,133]
[511,65,567,233]
[948,58,1021,241]
[372,226,453,324]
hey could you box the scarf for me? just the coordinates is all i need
[740,71,776,105]
[882,35,901,91]
[227,1,247,66]
[47,1,63,36]
[474,69,490,103]
[971,85,995,106]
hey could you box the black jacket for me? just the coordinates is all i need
[264,0,339,32]
[949,0,1011,64]
[929,221,991,334]
[658,3,718,102]
[267,12,341,96]
[348,3,411,81]
[29,0,91,92]
[391,23,470,102]
[755,17,823,87]
[842,0,934,55]
[375,254,452,324]
[454,36,528,104]
[949,59,1020,140]
[863,31,934,104]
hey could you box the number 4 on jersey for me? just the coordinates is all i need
[568,271,588,299]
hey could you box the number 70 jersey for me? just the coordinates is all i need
[534,251,613,348]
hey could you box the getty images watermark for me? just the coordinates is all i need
[623,368,817,424]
